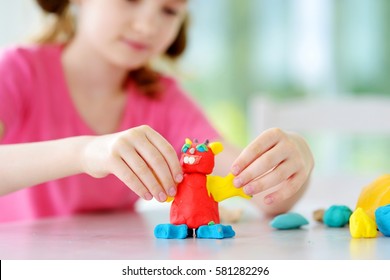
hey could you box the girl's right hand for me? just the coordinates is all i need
[81,125,183,202]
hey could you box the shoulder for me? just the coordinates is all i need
[1,44,43,64]
[0,44,63,95]
[0,44,61,73]
[0,46,36,87]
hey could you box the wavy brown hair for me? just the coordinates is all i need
[35,0,188,98]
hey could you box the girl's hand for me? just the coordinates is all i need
[230,128,314,206]
[81,125,183,202]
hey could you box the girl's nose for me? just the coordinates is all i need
[132,10,158,37]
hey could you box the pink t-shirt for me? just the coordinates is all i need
[0,44,220,223]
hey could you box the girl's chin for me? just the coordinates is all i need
[111,57,147,71]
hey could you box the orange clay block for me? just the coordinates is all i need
[355,174,390,219]
[349,208,377,238]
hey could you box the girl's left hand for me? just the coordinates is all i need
[230,128,314,205]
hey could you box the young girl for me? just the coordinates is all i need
[0,0,314,223]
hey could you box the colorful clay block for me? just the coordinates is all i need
[323,205,352,227]
[270,212,309,230]
[375,204,390,237]
[356,175,390,219]
[349,208,377,238]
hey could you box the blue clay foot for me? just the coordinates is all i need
[196,224,235,239]
[154,224,189,239]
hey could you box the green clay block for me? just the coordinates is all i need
[323,205,353,228]
[270,212,309,230]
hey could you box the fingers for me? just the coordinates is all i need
[143,128,183,184]
[262,171,306,205]
[118,145,171,202]
[231,128,285,176]
[239,158,299,196]
[114,126,182,202]
[230,128,310,205]
[232,142,290,190]
[110,158,154,201]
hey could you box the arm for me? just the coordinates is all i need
[214,128,314,216]
[0,124,183,200]
[0,134,88,195]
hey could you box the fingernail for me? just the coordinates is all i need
[233,177,242,188]
[144,192,153,201]
[231,165,240,176]
[158,192,167,202]
[244,185,254,195]
[264,196,274,205]
[168,187,176,196]
[175,174,183,183]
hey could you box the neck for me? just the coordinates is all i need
[62,38,129,97]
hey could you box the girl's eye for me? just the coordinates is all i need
[162,7,179,16]
[181,144,190,153]
[196,144,208,152]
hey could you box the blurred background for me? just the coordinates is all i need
[1,0,390,208]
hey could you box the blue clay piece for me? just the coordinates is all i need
[154,224,188,239]
[197,224,235,239]
[323,205,353,227]
[375,204,390,237]
[270,212,309,230]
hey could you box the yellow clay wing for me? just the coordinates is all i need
[207,173,252,202]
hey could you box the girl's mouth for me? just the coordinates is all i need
[123,39,149,51]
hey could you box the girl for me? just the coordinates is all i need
[0,0,314,223]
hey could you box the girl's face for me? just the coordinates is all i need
[77,0,188,70]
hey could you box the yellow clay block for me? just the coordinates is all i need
[207,173,251,202]
[349,208,377,238]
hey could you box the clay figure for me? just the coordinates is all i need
[154,138,251,239]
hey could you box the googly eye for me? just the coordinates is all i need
[196,144,208,152]
[181,143,191,153]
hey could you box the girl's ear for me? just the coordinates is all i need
[208,142,223,155]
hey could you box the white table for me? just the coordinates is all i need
[1,174,389,260]
[0,209,389,260]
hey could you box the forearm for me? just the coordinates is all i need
[0,136,91,195]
